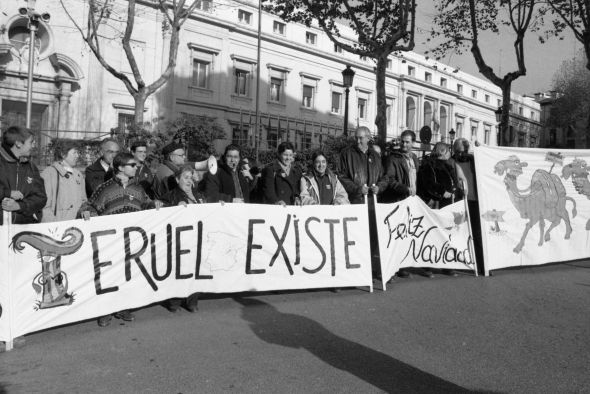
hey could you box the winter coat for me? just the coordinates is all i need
[381,150,419,203]
[0,143,47,225]
[417,157,460,208]
[204,162,253,203]
[299,171,349,205]
[131,163,155,198]
[337,145,386,204]
[40,162,86,223]
[80,177,154,217]
[164,186,206,206]
[85,158,113,198]
[261,160,302,205]
[152,161,178,200]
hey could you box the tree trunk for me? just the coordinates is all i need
[374,55,388,142]
[134,90,147,125]
[500,83,512,146]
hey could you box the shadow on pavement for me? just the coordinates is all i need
[235,297,494,393]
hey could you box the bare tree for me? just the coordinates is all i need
[60,0,199,125]
[432,0,537,146]
[264,0,416,141]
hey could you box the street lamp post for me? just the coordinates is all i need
[342,65,355,137]
[495,106,503,146]
[19,0,50,129]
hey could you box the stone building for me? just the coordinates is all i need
[0,0,541,157]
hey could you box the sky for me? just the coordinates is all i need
[414,2,580,95]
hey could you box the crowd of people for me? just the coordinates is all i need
[0,124,481,330]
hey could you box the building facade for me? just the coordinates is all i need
[0,0,542,157]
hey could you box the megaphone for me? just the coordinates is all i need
[194,155,217,175]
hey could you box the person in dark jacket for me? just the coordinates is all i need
[381,130,419,203]
[84,138,120,198]
[163,164,204,313]
[261,142,302,206]
[152,142,185,200]
[0,125,47,225]
[337,126,386,204]
[130,140,154,198]
[205,144,254,203]
[417,142,460,209]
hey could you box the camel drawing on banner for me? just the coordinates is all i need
[494,155,577,253]
[562,158,590,230]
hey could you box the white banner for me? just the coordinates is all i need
[376,196,475,287]
[0,203,371,340]
[474,146,590,272]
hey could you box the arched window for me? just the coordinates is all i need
[406,97,416,130]
[440,106,448,138]
[423,101,432,129]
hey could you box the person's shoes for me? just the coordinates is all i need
[444,269,458,277]
[185,294,199,313]
[114,310,135,322]
[397,269,411,278]
[166,299,182,313]
[97,315,112,327]
[422,269,434,278]
[332,288,341,293]
[1,336,27,351]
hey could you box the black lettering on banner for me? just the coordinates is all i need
[151,232,171,281]
[166,223,173,278]
[294,216,301,266]
[324,219,340,277]
[269,214,294,275]
[175,225,193,280]
[194,221,212,279]
[302,217,326,274]
[342,217,360,269]
[91,229,119,295]
[124,227,158,291]
[384,205,400,248]
[246,219,266,274]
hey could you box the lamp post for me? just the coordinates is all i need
[448,128,456,144]
[342,65,355,137]
[19,0,50,129]
[495,106,503,146]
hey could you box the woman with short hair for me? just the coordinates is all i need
[41,141,87,222]
[300,151,349,205]
[261,142,302,206]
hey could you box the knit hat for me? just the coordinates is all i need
[162,142,184,156]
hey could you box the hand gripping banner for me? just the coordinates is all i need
[0,203,372,341]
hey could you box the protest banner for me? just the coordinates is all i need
[0,203,371,341]
[474,145,590,273]
[375,196,475,289]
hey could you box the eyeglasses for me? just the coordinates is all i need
[123,162,137,168]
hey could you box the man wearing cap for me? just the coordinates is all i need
[152,142,187,200]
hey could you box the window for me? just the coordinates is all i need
[234,69,249,96]
[358,98,367,120]
[485,94,490,103]
[387,59,392,69]
[406,96,416,129]
[530,111,535,120]
[273,21,285,35]
[305,32,317,45]
[196,0,211,11]
[440,105,448,137]
[456,118,464,137]
[471,89,477,99]
[270,78,282,102]
[238,10,252,24]
[267,65,290,103]
[497,99,502,107]
[471,121,478,139]
[192,59,209,88]
[519,107,523,115]
[425,72,432,82]
[232,125,250,146]
[386,100,393,126]
[440,77,447,88]
[484,124,491,145]
[302,85,314,108]
[118,113,135,134]
[334,44,342,53]
[407,66,415,76]
[331,92,342,114]
[424,101,433,128]
[457,84,463,94]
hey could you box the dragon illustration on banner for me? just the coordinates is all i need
[494,155,577,253]
[562,158,590,230]
[10,227,84,310]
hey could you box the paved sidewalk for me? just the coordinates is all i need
[1,260,589,393]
